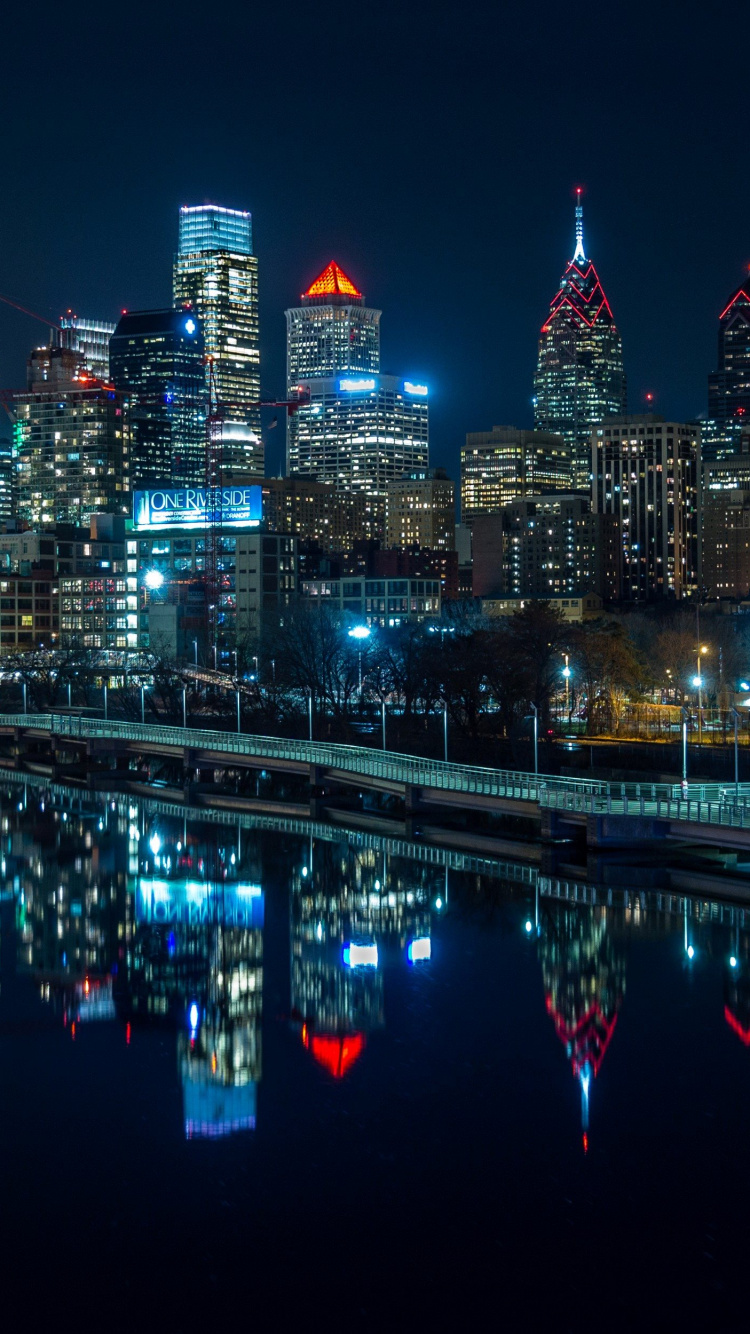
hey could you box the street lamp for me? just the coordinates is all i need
[695,644,708,745]
[143,569,164,592]
[348,625,372,696]
[562,654,571,725]
[193,638,198,666]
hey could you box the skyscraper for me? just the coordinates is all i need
[592,415,700,601]
[14,346,130,526]
[534,192,627,489]
[109,309,206,486]
[286,263,428,539]
[707,279,750,459]
[173,204,261,475]
[286,261,380,386]
[59,314,116,381]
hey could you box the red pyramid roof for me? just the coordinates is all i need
[303,261,362,299]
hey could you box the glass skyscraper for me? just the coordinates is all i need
[173,204,261,476]
[109,308,206,486]
[707,279,750,460]
[534,193,626,490]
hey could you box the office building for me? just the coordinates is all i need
[482,592,604,623]
[260,476,383,552]
[592,415,700,601]
[0,436,15,523]
[534,192,627,488]
[461,426,572,523]
[707,279,750,460]
[132,526,296,658]
[288,374,429,539]
[109,309,206,486]
[286,262,428,538]
[14,346,130,527]
[60,314,116,381]
[286,261,380,386]
[300,572,440,626]
[386,468,455,551]
[472,494,620,600]
[0,572,58,651]
[173,204,261,474]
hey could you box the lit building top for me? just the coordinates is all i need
[178,204,252,255]
[303,261,362,301]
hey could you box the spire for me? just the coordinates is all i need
[573,188,586,264]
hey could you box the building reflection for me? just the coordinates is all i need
[291,838,438,1078]
[537,901,627,1149]
[126,814,264,1139]
[1,788,132,1023]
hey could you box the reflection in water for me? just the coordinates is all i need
[4,778,750,1153]
[537,902,627,1150]
[291,837,438,1078]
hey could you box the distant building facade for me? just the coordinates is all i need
[260,476,383,552]
[534,193,626,489]
[173,204,261,474]
[286,260,380,385]
[472,494,620,600]
[300,573,440,626]
[14,346,130,527]
[110,308,206,486]
[386,469,455,551]
[461,426,572,523]
[592,415,700,601]
[703,489,750,599]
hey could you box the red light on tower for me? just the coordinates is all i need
[645,392,654,403]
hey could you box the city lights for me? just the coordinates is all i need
[407,937,432,963]
[343,943,378,969]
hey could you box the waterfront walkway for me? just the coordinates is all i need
[1,712,749,847]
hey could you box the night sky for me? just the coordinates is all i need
[0,0,746,477]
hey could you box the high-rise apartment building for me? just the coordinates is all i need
[173,204,261,475]
[59,314,116,380]
[461,426,571,523]
[286,261,380,386]
[14,346,130,527]
[471,494,620,600]
[386,468,455,550]
[707,279,750,460]
[109,309,206,486]
[534,192,626,488]
[592,415,700,601]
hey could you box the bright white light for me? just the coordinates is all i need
[730,956,738,968]
[435,897,443,910]
[562,667,571,678]
[339,377,376,392]
[189,1002,199,1030]
[344,942,378,968]
[687,944,695,960]
[184,318,196,335]
[149,832,161,856]
[742,682,750,691]
[301,865,308,877]
[403,380,428,396]
[144,569,164,590]
[692,676,702,688]
[407,937,431,963]
[315,922,323,942]
[525,919,533,933]
[348,625,371,640]
[374,879,381,891]
[580,1070,590,1097]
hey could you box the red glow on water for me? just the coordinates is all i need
[126,1022,131,1045]
[724,1005,750,1046]
[302,1027,366,1078]
[71,1022,76,1041]
[583,1132,589,1154]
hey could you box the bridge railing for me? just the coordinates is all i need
[0,711,610,803]
[540,786,750,828]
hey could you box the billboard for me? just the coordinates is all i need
[133,485,262,530]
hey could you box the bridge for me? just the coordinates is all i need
[0,712,749,849]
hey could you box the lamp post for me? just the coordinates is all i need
[22,680,27,715]
[530,702,538,778]
[732,707,740,805]
[236,687,241,734]
[562,654,571,726]
[348,625,372,697]
[103,681,108,721]
[182,685,187,730]
[253,654,258,680]
[694,644,708,745]
[680,705,689,789]
[443,701,448,763]
[193,638,198,666]
[141,684,145,724]
[308,689,313,742]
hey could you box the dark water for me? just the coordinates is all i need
[1,780,750,1330]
